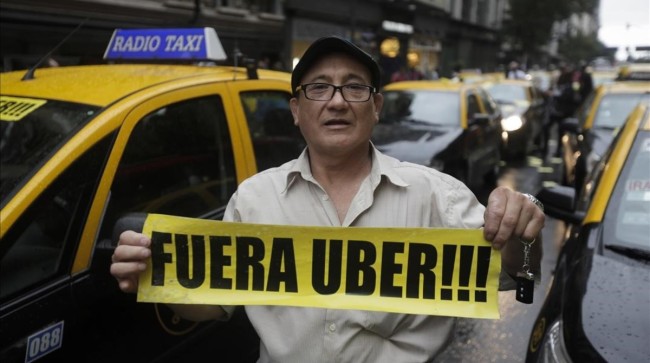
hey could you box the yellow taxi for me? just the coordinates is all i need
[616,63,650,81]
[0,28,303,362]
[527,103,650,363]
[372,79,503,190]
[559,81,650,188]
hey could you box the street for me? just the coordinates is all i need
[435,141,567,362]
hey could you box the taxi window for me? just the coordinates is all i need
[99,95,236,241]
[0,136,112,300]
[240,91,305,171]
[604,133,650,252]
[592,93,650,129]
[0,100,100,206]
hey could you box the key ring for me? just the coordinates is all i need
[519,237,535,247]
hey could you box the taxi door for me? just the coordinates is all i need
[80,79,295,362]
[74,81,259,362]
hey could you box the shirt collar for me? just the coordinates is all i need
[282,143,409,193]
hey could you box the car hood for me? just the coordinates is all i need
[566,250,650,362]
[371,123,462,165]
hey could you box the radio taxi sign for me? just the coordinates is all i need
[103,27,227,61]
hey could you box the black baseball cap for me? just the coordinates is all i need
[291,36,381,94]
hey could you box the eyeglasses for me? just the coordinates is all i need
[296,83,376,102]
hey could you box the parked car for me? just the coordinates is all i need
[526,103,650,363]
[559,81,650,188]
[0,28,304,363]
[616,63,650,81]
[371,80,502,190]
[483,79,548,159]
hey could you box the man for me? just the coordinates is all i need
[111,36,544,362]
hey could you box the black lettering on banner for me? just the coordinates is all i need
[175,234,206,289]
[458,245,474,301]
[209,236,232,289]
[345,240,376,295]
[311,239,343,294]
[236,237,265,291]
[406,243,437,299]
[379,242,404,298]
[475,246,491,302]
[151,231,173,286]
[266,237,298,293]
[441,244,456,300]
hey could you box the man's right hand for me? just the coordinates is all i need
[110,230,151,293]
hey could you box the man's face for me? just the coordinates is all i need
[290,52,383,156]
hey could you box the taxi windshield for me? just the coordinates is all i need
[603,132,650,254]
[380,90,459,126]
[483,84,527,103]
[0,99,100,204]
[592,93,650,129]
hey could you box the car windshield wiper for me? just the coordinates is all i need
[605,244,650,261]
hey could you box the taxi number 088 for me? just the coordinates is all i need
[25,321,64,363]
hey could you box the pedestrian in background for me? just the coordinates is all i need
[111,36,544,362]
[506,61,527,79]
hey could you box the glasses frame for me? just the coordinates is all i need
[296,83,376,102]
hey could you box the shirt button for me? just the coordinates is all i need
[328,323,336,332]
[322,195,329,201]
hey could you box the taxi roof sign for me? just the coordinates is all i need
[103,28,227,61]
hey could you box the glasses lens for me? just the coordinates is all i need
[342,85,371,101]
[305,84,334,100]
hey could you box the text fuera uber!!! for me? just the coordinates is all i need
[109,34,205,53]
[149,231,492,301]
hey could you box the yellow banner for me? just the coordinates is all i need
[138,214,501,319]
[0,96,47,121]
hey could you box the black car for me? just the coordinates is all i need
[372,80,503,190]
[483,79,547,159]
[526,103,650,362]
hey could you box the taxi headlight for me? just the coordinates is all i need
[501,115,524,131]
[536,319,572,363]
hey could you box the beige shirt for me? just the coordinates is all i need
[222,146,491,363]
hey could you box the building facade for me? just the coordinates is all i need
[1,0,508,77]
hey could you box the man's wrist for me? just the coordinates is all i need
[522,193,544,212]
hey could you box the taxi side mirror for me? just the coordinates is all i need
[536,186,585,225]
[111,213,147,246]
[95,213,147,251]
[470,113,490,126]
